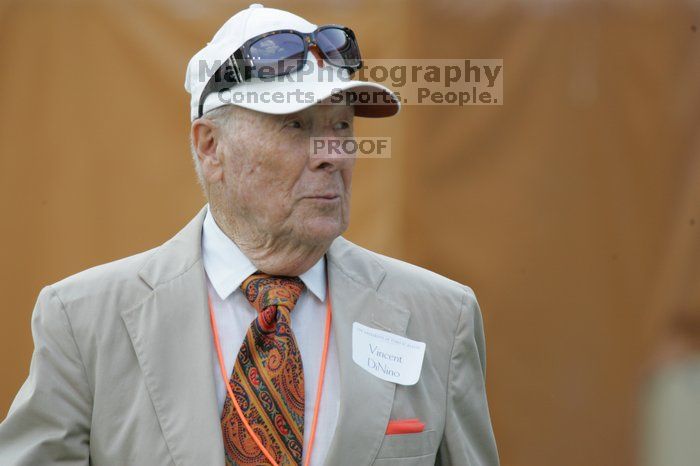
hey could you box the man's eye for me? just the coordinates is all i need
[285,120,302,129]
[334,121,350,130]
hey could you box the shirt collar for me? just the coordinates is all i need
[201,204,326,302]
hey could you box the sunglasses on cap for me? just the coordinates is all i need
[197,25,362,118]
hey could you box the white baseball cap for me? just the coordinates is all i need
[184,3,400,121]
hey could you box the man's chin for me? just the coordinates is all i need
[296,217,348,245]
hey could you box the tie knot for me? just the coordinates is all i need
[240,272,306,314]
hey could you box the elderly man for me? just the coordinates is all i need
[0,4,499,466]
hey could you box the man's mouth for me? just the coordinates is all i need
[304,193,340,201]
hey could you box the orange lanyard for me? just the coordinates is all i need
[208,271,332,466]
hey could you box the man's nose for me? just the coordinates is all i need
[309,135,352,171]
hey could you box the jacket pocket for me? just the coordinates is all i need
[375,429,436,459]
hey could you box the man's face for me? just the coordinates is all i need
[213,102,356,246]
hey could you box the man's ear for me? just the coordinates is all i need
[191,118,224,183]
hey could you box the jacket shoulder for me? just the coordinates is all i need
[44,205,208,321]
[47,246,158,316]
[334,237,477,320]
[376,249,474,299]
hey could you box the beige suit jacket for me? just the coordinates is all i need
[0,206,499,465]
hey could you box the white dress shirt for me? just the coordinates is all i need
[201,205,340,466]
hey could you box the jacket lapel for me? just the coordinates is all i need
[120,206,225,466]
[323,238,411,465]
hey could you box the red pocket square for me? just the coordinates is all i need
[385,418,425,435]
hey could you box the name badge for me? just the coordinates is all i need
[352,322,426,386]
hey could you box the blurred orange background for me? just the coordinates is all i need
[1,1,699,465]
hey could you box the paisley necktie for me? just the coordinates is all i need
[221,272,306,466]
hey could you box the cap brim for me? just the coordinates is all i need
[200,78,400,119]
